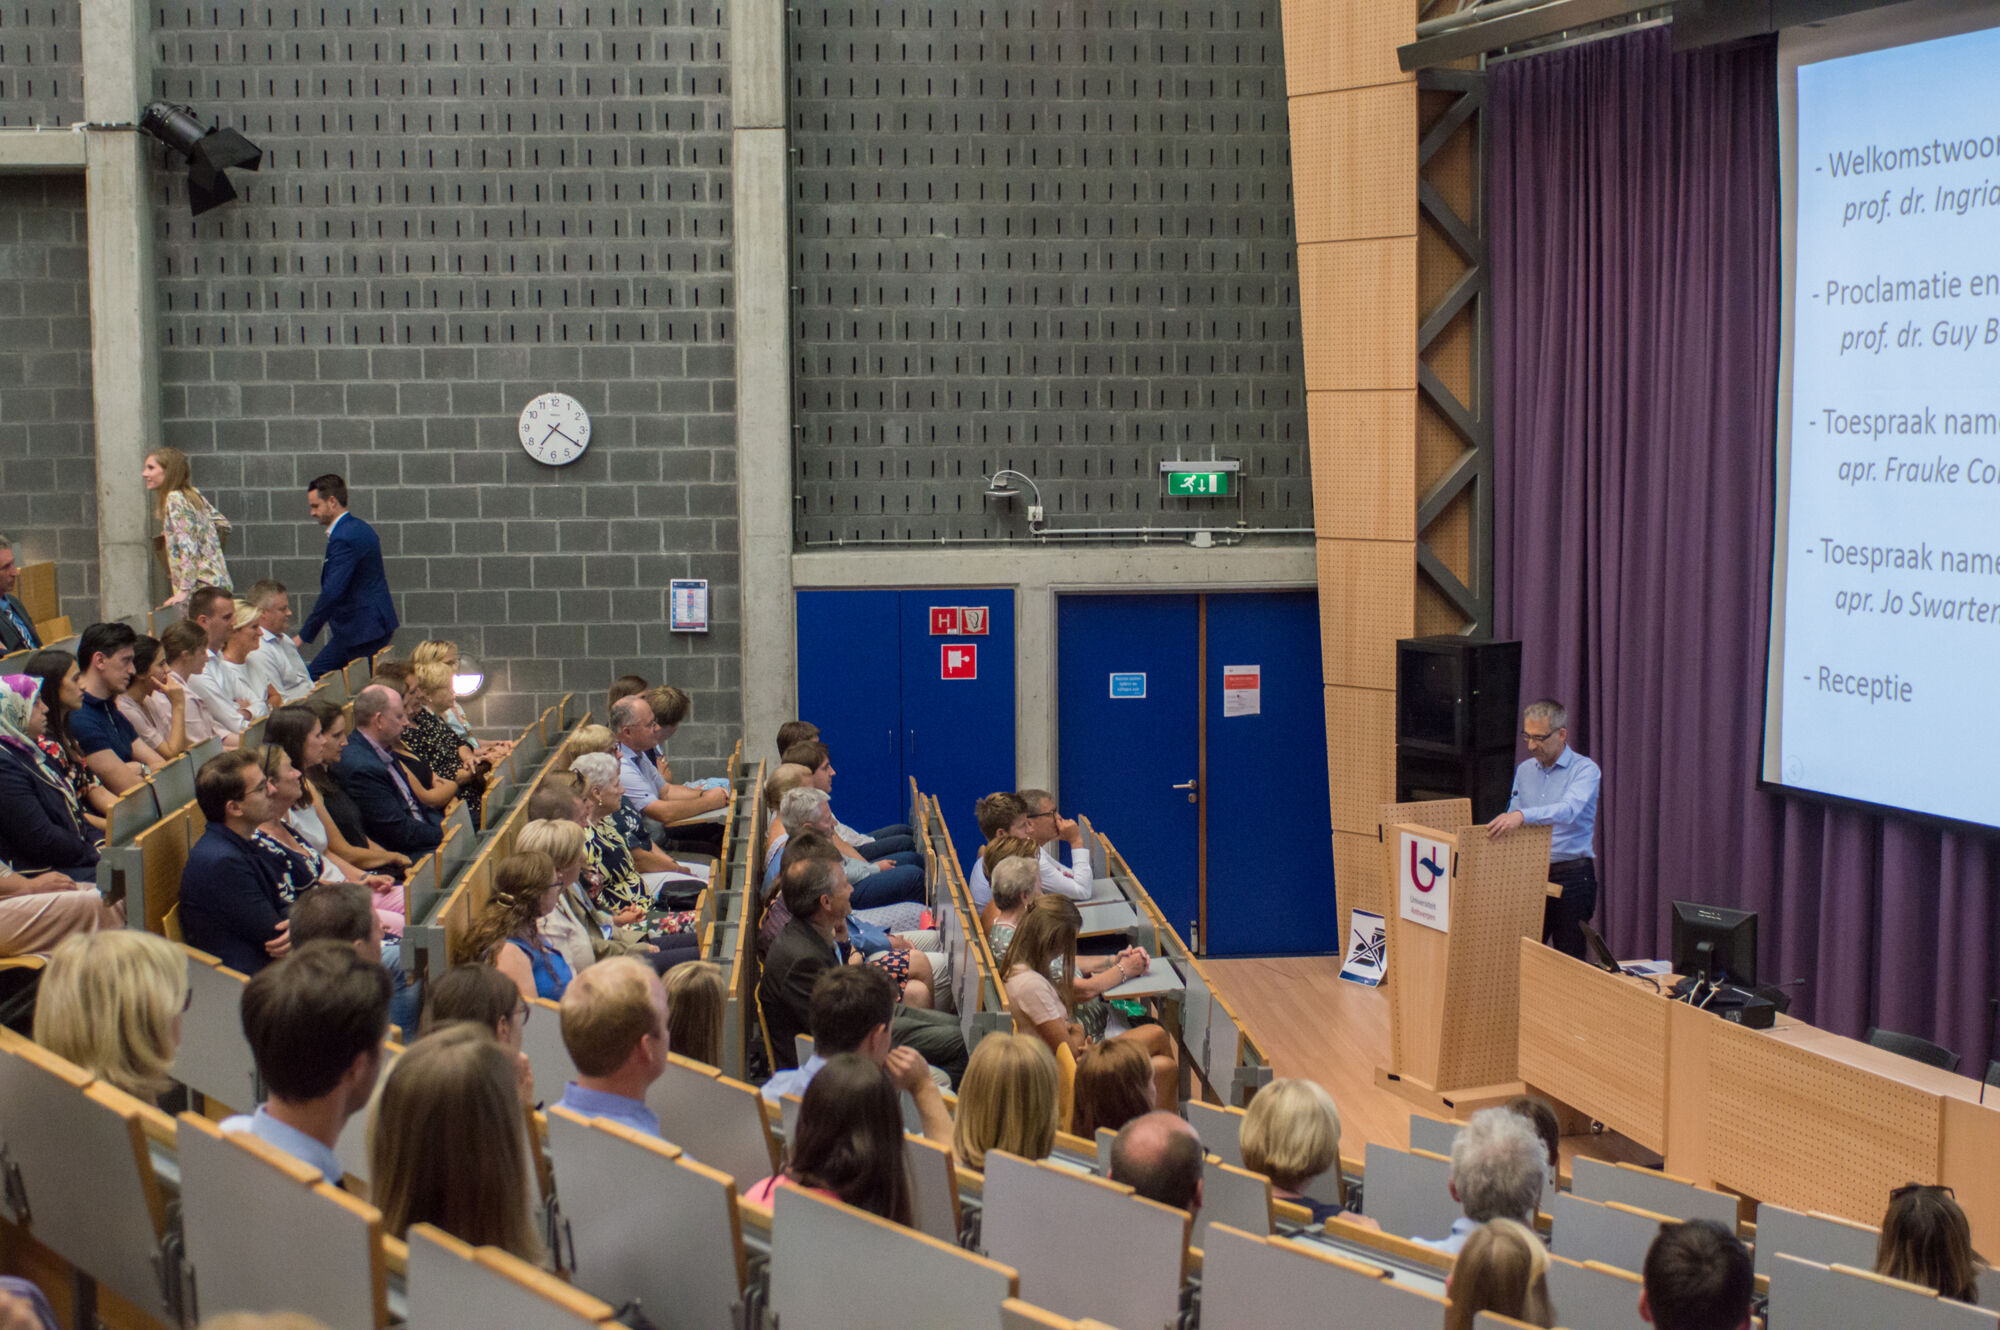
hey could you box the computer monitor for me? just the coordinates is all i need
[1671,901,1758,987]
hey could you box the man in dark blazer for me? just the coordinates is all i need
[296,474,398,679]
[180,750,291,975]
[0,537,42,653]
[334,684,443,856]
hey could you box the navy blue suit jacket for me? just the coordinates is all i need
[334,734,443,856]
[179,822,289,976]
[300,512,398,647]
[0,744,99,875]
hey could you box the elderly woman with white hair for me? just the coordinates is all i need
[570,751,704,933]
[1412,1107,1550,1256]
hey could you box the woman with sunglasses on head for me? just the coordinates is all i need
[1877,1183,1989,1303]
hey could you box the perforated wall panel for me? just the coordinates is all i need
[0,0,83,126]
[0,177,97,613]
[139,3,739,752]
[791,0,1310,544]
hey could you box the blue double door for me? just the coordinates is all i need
[1057,591,1338,957]
[795,590,1014,856]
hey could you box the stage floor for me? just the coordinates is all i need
[1203,954,1658,1173]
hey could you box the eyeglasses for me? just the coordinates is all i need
[1892,1183,1954,1201]
[512,1004,531,1027]
[182,988,194,1013]
[1521,730,1558,744]
[1031,809,1059,822]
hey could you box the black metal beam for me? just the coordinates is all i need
[1398,0,1662,70]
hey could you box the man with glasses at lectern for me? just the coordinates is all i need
[1485,699,1601,960]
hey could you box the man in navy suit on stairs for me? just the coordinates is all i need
[296,473,399,679]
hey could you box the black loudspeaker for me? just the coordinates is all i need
[1395,637,1523,823]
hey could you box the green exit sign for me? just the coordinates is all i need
[1166,470,1232,497]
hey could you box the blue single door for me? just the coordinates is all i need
[796,590,905,831]
[1056,595,1201,940]
[1204,591,1340,955]
[795,589,1015,853]
[900,591,1015,858]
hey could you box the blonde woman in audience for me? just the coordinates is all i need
[1877,1183,1988,1303]
[1239,1077,1377,1228]
[423,963,536,1108]
[1001,894,1177,1110]
[457,850,572,1002]
[117,635,189,760]
[145,446,231,605]
[34,930,186,1100]
[1070,1038,1155,1139]
[369,1023,542,1263]
[514,819,604,977]
[558,722,683,877]
[408,641,512,761]
[401,662,485,824]
[664,960,725,1067]
[1443,1218,1555,1330]
[745,1052,914,1225]
[953,1032,1060,1171]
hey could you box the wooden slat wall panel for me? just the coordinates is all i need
[1291,85,1419,243]
[1307,392,1416,542]
[1315,540,1414,691]
[1280,0,1415,96]
[1323,686,1396,837]
[1299,239,1418,391]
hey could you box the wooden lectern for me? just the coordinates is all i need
[1373,798,1552,1115]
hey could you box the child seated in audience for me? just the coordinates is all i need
[1443,1218,1555,1330]
[369,1022,542,1263]
[953,1033,1059,1171]
[1876,1182,1988,1303]
[33,930,186,1102]
[1070,1038,1155,1139]
[423,963,535,1108]
[1001,894,1176,1109]
[1238,1077,1377,1229]
[744,1052,914,1227]
[663,959,725,1068]
[457,850,572,1001]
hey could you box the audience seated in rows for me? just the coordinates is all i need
[0,674,103,882]
[410,640,513,764]
[69,622,167,795]
[1001,894,1175,1109]
[274,699,410,877]
[764,829,942,1008]
[264,706,408,917]
[554,955,670,1136]
[223,940,391,1184]
[1641,1219,1752,1330]
[558,723,689,881]
[989,853,1128,1042]
[23,650,115,822]
[607,693,727,852]
[333,685,443,857]
[967,787,1094,913]
[1877,1183,1988,1304]
[117,634,189,760]
[744,1051,914,1224]
[779,736,917,861]
[180,748,292,975]
[758,855,966,1083]
[1411,1107,1548,1255]
[1445,1218,1555,1330]
[522,808,702,975]
[769,785,923,911]
[289,882,419,1037]
[760,967,953,1143]
[953,1033,1058,1171]
[1239,1077,1375,1229]
[458,850,572,1001]
[1070,1039,1154,1139]
[663,959,726,1069]
[33,930,186,1101]
[1108,1112,1204,1217]
[571,751,696,915]
[1506,1092,1562,1175]
[422,962,536,1108]
[370,1022,541,1262]
[364,664,478,817]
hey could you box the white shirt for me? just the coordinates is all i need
[181,656,251,736]
[969,841,1094,910]
[251,629,312,700]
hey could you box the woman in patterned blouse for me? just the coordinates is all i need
[569,751,699,936]
[402,663,485,825]
[144,447,232,607]
[22,651,113,824]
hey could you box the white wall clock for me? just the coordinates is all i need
[517,392,592,465]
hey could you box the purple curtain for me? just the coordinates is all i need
[1489,27,2000,1063]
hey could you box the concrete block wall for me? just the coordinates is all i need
[0,177,98,613]
[124,3,740,758]
[790,0,1312,544]
[0,0,83,126]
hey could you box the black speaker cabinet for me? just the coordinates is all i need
[1395,637,1523,823]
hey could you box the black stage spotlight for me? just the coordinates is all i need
[139,102,262,215]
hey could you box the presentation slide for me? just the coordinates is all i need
[1768,12,2000,831]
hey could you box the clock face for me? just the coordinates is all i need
[517,392,592,466]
